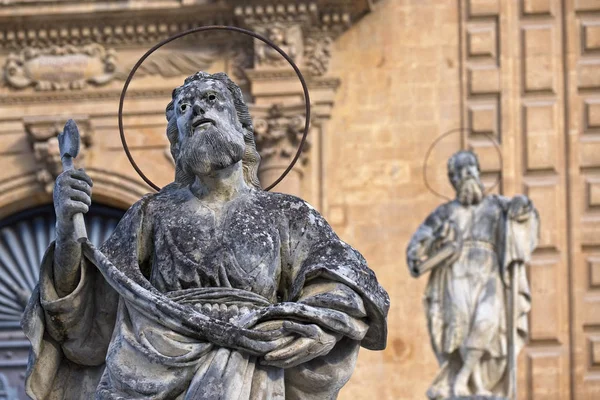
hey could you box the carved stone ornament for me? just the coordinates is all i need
[304,33,333,76]
[23,116,93,192]
[254,23,302,68]
[22,71,389,400]
[4,44,117,90]
[116,50,217,79]
[406,150,538,400]
[253,104,311,165]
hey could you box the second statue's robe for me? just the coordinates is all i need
[407,195,537,398]
[22,186,389,400]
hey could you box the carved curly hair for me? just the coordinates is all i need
[165,71,262,189]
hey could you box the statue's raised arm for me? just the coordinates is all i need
[22,71,389,400]
[406,150,538,400]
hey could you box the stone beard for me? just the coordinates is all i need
[406,150,539,399]
[180,122,245,176]
[456,177,484,206]
[22,72,389,400]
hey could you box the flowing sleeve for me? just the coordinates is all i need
[503,195,539,272]
[278,197,390,351]
[502,195,538,339]
[405,203,451,277]
[21,195,152,399]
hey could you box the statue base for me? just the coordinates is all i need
[444,397,508,400]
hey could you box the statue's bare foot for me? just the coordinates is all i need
[426,384,449,400]
[475,388,493,396]
[453,375,471,397]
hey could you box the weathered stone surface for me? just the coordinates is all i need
[22,71,389,399]
[0,0,597,399]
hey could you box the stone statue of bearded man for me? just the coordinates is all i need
[22,72,389,400]
[406,150,538,399]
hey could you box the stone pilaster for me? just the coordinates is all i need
[233,2,352,202]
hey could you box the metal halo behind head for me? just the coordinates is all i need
[118,25,311,192]
[423,128,503,200]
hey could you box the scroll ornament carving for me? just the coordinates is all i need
[4,44,117,90]
[253,104,311,165]
[24,117,93,192]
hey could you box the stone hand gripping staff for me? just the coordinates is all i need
[57,119,88,242]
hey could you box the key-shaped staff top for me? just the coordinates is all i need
[58,119,88,242]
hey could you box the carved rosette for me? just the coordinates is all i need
[24,117,94,192]
[253,104,311,167]
[4,44,117,91]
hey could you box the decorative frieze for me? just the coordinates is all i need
[0,17,233,51]
[3,45,217,91]
[4,44,117,90]
[116,50,217,79]
[233,3,319,26]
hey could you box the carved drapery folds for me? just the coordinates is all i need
[23,116,94,193]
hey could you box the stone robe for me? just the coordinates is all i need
[22,186,389,400]
[407,195,537,398]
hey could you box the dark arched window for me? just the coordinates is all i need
[0,203,125,399]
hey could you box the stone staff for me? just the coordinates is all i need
[508,261,519,400]
[57,119,88,241]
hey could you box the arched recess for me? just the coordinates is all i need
[0,168,151,221]
[0,202,125,326]
[0,202,126,399]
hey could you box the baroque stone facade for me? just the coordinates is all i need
[0,0,599,399]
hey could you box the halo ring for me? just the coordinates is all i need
[423,128,503,200]
[118,25,311,192]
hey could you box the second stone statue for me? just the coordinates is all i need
[22,71,390,399]
[407,150,539,400]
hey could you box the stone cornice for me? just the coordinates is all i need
[0,0,377,51]
[0,88,172,105]
[0,10,235,51]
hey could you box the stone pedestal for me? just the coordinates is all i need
[446,397,508,400]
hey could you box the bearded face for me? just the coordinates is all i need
[449,152,485,206]
[174,79,246,177]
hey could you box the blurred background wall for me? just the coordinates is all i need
[0,0,598,399]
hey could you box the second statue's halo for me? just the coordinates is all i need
[118,25,311,192]
[422,128,503,200]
